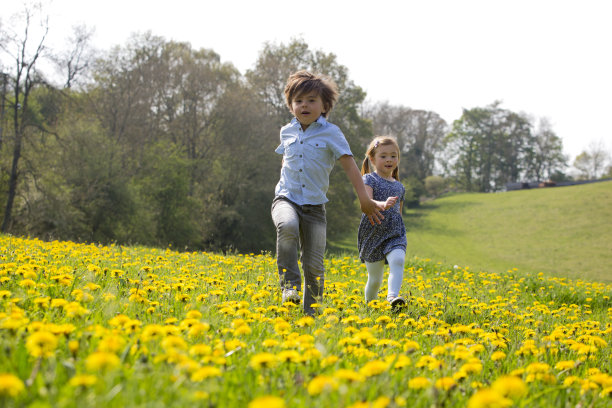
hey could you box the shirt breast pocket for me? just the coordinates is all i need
[304,140,328,159]
[283,137,299,157]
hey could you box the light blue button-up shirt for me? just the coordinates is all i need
[274,116,353,205]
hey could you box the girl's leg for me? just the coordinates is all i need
[385,248,406,300]
[364,260,385,302]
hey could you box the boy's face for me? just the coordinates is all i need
[291,91,325,129]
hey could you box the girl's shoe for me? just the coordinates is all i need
[389,296,406,310]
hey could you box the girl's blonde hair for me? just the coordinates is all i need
[361,136,401,180]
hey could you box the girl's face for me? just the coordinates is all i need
[371,144,399,180]
[291,91,325,130]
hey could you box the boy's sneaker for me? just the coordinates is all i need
[282,288,300,304]
[389,296,406,310]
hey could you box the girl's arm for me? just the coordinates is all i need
[365,185,398,210]
[339,155,384,225]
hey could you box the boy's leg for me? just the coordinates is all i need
[271,197,302,292]
[364,260,385,302]
[300,204,326,315]
[386,248,406,300]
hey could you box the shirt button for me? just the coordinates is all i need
[302,184,305,187]
[299,155,302,158]
[300,141,303,144]
[299,169,303,172]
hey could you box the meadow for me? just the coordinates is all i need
[0,234,611,407]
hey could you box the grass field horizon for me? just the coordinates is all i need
[328,180,612,283]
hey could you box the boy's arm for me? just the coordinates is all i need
[338,155,384,225]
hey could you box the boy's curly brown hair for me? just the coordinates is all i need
[284,70,338,118]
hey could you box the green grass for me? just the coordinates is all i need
[329,180,612,282]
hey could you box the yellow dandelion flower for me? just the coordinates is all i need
[19,279,36,288]
[491,351,506,361]
[562,376,582,388]
[277,350,302,363]
[461,360,483,375]
[600,387,612,398]
[68,340,79,356]
[525,362,551,375]
[249,353,278,370]
[492,376,528,399]
[234,325,252,336]
[296,316,315,327]
[141,324,165,342]
[161,335,188,351]
[589,373,612,388]
[408,377,431,390]
[25,331,58,358]
[50,298,68,308]
[193,390,209,400]
[334,369,365,383]
[403,340,420,353]
[0,373,25,397]
[391,354,411,369]
[98,335,125,353]
[307,375,338,395]
[190,366,222,382]
[186,310,202,319]
[555,360,575,371]
[467,389,512,408]
[248,395,285,408]
[33,297,50,308]
[435,377,456,391]
[85,351,120,372]
[321,355,339,368]
[359,359,389,377]
[262,339,280,348]
[68,374,98,387]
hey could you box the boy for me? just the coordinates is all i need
[271,70,384,315]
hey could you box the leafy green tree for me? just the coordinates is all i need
[572,140,610,180]
[525,118,567,181]
[445,102,536,192]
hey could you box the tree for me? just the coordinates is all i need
[572,140,611,180]
[0,2,49,232]
[525,117,567,181]
[445,102,535,192]
[52,24,95,89]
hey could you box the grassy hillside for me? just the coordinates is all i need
[329,180,612,282]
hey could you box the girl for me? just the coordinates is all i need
[358,136,407,309]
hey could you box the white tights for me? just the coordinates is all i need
[364,248,405,302]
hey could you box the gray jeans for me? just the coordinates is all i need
[271,196,326,313]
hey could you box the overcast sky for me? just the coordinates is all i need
[3,0,611,162]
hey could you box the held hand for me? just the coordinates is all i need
[361,199,385,225]
[384,196,398,210]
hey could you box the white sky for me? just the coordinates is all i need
[3,0,612,161]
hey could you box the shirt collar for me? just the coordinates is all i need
[291,115,327,128]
